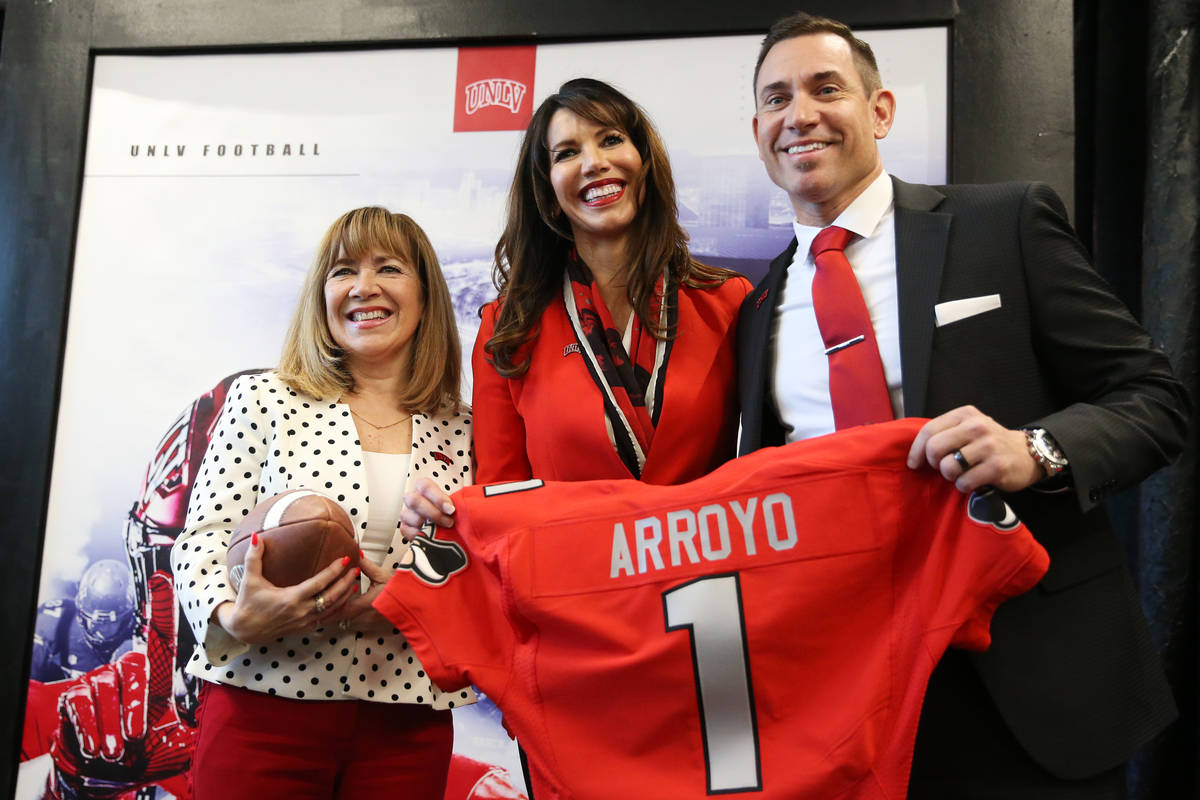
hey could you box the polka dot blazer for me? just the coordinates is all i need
[171,371,475,708]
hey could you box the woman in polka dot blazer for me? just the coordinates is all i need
[172,207,475,799]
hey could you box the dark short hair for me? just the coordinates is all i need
[753,11,882,99]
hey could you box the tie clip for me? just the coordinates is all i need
[825,335,865,355]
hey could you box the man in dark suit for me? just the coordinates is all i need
[737,12,1189,798]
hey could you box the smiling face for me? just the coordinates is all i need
[753,33,895,226]
[323,246,425,375]
[545,108,645,254]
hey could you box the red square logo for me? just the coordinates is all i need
[453,46,537,132]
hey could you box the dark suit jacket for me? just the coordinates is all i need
[737,177,1189,778]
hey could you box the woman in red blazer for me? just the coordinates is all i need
[472,78,750,486]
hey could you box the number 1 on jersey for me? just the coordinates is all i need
[663,573,762,794]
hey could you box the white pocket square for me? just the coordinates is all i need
[934,294,1002,327]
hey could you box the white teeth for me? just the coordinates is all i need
[584,183,623,202]
[787,142,828,154]
[351,310,389,321]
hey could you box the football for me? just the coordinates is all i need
[227,489,360,590]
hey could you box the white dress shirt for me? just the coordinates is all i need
[771,171,905,441]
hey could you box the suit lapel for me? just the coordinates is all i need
[739,239,796,451]
[892,177,951,418]
[749,240,797,355]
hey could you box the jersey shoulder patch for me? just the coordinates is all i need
[398,535,469,586]
[967,489,1021,531]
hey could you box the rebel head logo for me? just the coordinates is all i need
[967,489,1021,531]
[453,46,536,132]
[399,534,468,586]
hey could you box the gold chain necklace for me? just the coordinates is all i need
[349,408,412,430]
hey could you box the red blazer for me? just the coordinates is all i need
[472,276,751,485]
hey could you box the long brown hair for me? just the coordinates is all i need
[485,78,739,377]
[277,206,461,413]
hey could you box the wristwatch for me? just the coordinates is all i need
[1022,427,1069,479]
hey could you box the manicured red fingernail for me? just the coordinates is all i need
[359,549,364,559]
[251,532,259,546]
[341,556,351,567]
[354,567,362,578]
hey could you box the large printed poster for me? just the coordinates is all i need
[18,29,946,799]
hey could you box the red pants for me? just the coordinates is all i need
[190,682,453,800]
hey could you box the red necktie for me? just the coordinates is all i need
[810,226,893,429]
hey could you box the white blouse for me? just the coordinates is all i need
[361,451,410,566]
[172,371,475,709]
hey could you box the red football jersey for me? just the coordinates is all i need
[375,419,1049,800]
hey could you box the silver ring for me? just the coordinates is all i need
[338,619,349,633]
[314,594,326,614]
[952,449,971,473]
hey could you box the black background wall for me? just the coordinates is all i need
[3,0,1190,797]
[1074,1,1198,795]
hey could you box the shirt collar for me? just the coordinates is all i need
[790,171,894,261]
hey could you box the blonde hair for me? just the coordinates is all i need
[277,206,461,413]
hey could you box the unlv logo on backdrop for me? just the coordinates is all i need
[453,46,536,132]
[465,79,526,115]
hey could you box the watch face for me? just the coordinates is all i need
[1034,431,1067,467]
[1024,428,1067,474]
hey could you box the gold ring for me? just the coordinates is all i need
[314,594,326,614]
[338,619,349,633]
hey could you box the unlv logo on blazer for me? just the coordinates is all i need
[453,46,536,132]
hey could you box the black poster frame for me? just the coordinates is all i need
[0,0,1074,794]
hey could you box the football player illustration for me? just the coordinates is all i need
[29,559,137,683]
[122,371,256,727]
[36,572,196,800]
[21,373,249,800]
[445,755,527,800]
